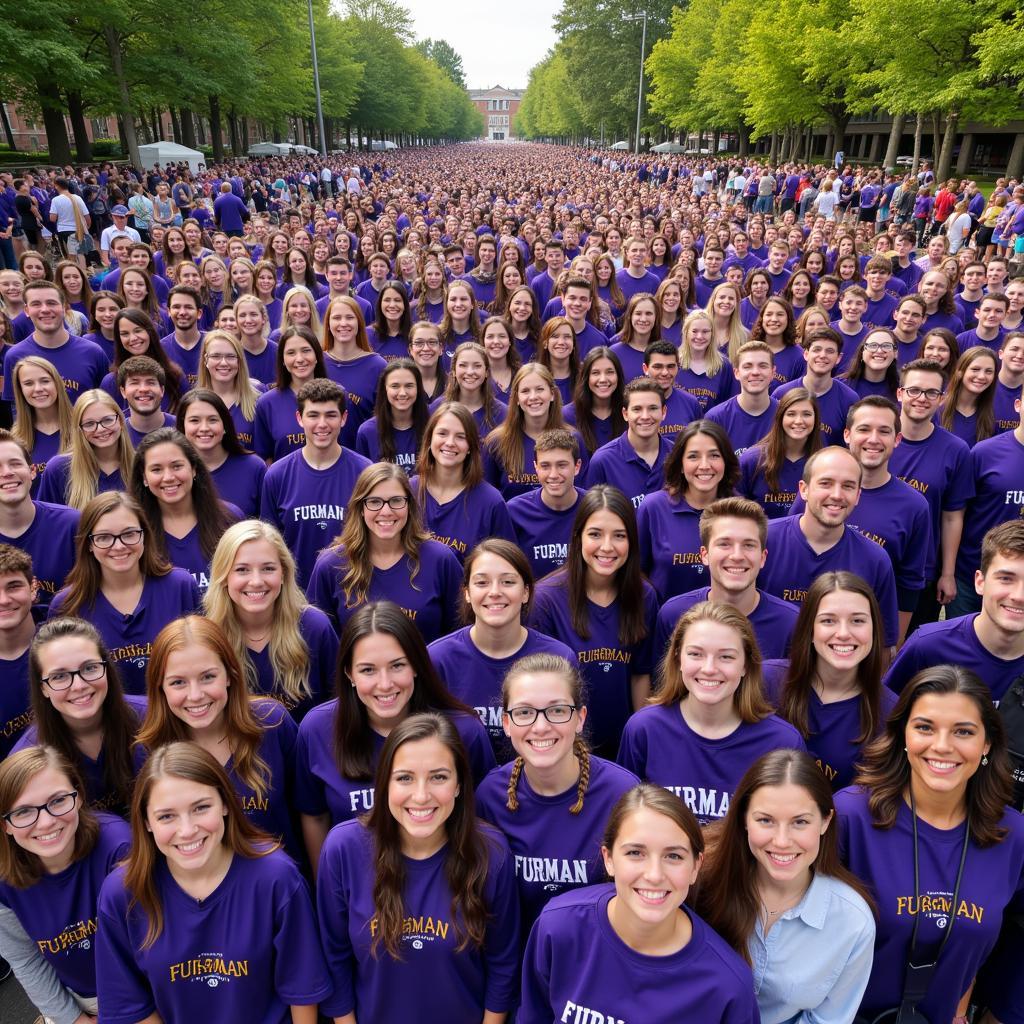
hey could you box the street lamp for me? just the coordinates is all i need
[622,10,647,155]
[307,0,328,156]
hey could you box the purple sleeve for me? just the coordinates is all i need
[481,832,521,1012]
[869,554,899,647]
[438,545,464,638]
[616,716,647,777]
[883,633,928,695]
[253,398,275,461]
[259,468,284,529]
[271,869,332,1005]
[315,827,358,1016]
[95,874,157,1024]
[519,918,556,1023]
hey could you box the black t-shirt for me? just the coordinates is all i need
[14,193,36,230]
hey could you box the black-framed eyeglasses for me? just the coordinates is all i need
[80,414,119,433]
[506,704,577,727]
[901,386,944,401]
[41,660,107,691]
[864,342,895,353]
[363,496,409,511]
[3,790,78,828]
[89,528,144,549]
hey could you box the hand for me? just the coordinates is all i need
[936,574,957,605]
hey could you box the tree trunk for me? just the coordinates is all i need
[102,25,140,169]
[936,109,959,182]
[36,78,73,165]
[930,112,941,164]
[0,100,16,150]
[911,113,922,176]
[882,114,904,170]
[208,95,224,162]
[1007,133,1024,182]
[345,122,352,149]
[804,126,814,162]
[150,108,160,142]
[241,117,249,153]
[179,108,197,149]
[227,107,241,156]
[65,90,93,162]
[831,115,848,159]
[168,106,181,144]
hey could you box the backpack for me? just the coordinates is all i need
[998,673,1024,812]
[86,186,108,217]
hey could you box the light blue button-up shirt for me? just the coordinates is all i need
[749,871,875,1024]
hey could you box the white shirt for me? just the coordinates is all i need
[49,193,90,233]
[100,225,141,253]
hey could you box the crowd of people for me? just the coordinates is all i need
[0,142,1022,1024]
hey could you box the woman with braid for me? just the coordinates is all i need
[475,653,638,935]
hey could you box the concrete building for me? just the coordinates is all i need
[469,86,524,142]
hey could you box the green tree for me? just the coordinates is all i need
[415,38,467,88]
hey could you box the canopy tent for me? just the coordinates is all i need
[248,142,292,157]
[610,141,630,150]
[138,141,205,174]
[650,141,686,153]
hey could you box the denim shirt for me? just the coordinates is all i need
[749,871,875,1024]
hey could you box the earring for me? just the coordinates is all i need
[982,755,989,766]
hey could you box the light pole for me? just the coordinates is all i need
[307,0,328,156]
[622,10,647,154]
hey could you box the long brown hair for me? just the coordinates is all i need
[124,742,276,948]
[572,346,626,454]
[940,346,997,442]
[28,618,141,813]
[753,387,822,493]
[333,602,475,779]
[0,745,100,888]
[779,572,886,743]
[331,463,428,608]
[554,484,648,647]
[655,601,771,723]
[415,402,483,490]
[365,713,492,958]
[137,617,271,797]
[663,420,739,502]
[59,492,171,618]
[485,363,566,479]
[697,749,874,961]
[855,665,1012,847]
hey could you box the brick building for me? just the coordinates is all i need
[469,86,523,142]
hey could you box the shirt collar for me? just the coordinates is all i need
[782,871,830,930]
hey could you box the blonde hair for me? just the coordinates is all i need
[706,283,749,362]
[66,391,135,510]
[231,294,271,342]
[11,356,74,458]
[197,329,260,422]
[679,309,725,376]
[204,521,312,707]
[278,287,322,339]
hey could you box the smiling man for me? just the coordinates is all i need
[653,497,798,663]
[885,520,1024,701]
[758,446,899,647]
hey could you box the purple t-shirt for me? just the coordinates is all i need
[247,606,337,721]
[259,447,372,587]
[125,412,177,449]
[764,670,897,790]
[162,502,242,594]
[355,418,418,474]
[476,756,639,933]
[586,433,673,509]
[636,489,707,601]
[660,387,703,438]
[0,647,31,757]
[921,310,965,336]
[836,786,1024,1024]
[321,352,386,451]
[562,404,615,453]
[759,515,899,646]
[790,475,931,593]
[0,813,130,998]
[704,396,777,454]
[774,377,858,445]
[993,381,1022,434]
[253,386,306,462]
[956,429,1024,581]
[884,612,1024,702]
[242,340,278,389]
[36,454,125,508]
[160,333,205,387]
[614,268,660,305]
[2,335,108,405]
[618,702,805,823]
[96,850,331,1024]
[889,425,973,579]
[28,427,63,496]
[506,487,583,580]
[607,340,648,384]
[316,820,520,1021]
[428,626,576,757]
[677,364,735,413]
[294,702,493,824]
[14,694,148,811]
[654,587,799,665]
[48,569,200,694]
[520,884,760,1024]
[738,446,805,519]
[306,538,462,644]
[0,499,79,612]
[765,345,806,392]
[210,452,267,517]
[530,575,658,755]
[409,475,515,563]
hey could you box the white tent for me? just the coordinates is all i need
[610,140,630,150]
[138,140,205,174]
[650,141,686,153]
[248,142,292,157]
